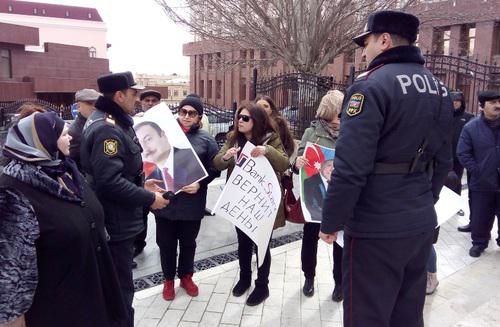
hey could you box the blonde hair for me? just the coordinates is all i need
[315,90,344,121]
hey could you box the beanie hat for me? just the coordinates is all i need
[179,94,204,116]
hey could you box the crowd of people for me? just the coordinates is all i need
[1,9,500,327]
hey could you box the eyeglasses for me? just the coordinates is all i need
[237,114,252,122]
[179,108,199,118]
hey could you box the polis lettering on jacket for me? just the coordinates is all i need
[396,74,448,97]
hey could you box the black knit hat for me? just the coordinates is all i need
[353,10,419,47]
[179,94,204,116]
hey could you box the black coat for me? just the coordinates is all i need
[153,124,220,220]
[80,97,155,241]
[303,172,327,222]
[321,46,453,238]
[0,171,126,327]
[451,108,474,164]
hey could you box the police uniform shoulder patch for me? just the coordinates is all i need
[346,93,364,117]
[104,139,118,156]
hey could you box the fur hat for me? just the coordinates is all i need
[97,71,144,94]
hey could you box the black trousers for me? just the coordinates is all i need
[343,231,433,327]
[235,227,271,287]
[108,237,136,327]
[156,218,201,280]
[133,207,149,252]
[301,222,342,285]
[470,191,500,247]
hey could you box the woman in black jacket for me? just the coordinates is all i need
[151,95,220,301]
[0,111,126,327]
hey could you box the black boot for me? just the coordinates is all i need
[331,284,343,302]
[302,278,314,297]
[246,285,269,306]
[232,279,251,297]
[457,224,471,233]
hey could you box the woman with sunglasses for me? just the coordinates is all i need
[213,103,289,306]
[153,94,220,301]
[0,111,126,326]
[292,90,344,301]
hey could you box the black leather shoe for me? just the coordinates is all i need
[331,285,343,302]
[246,285,269,306]
[469,245,486,258]
[132,260,138,269]
[133,246,145,258]
[457,224,471,233]
[302,278,314,297]
[232,279,251,297]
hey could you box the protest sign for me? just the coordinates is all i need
[435,186,466,226]
[299,142,335,223]
[133,102,207,194]
[212,142,281,267]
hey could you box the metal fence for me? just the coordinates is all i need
[255,73,348,138]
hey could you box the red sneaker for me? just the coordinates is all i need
[180,274,199,297]
[162,280,175,301]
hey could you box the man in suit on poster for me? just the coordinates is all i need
[134,120,205,193]
[303,159,334,222]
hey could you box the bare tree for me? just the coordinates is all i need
[156,0,421,74]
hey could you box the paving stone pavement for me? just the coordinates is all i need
[133,198,500,327]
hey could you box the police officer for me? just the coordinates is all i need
[319,11,452,327]
[80,71,169,327]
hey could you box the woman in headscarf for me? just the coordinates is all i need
[0,111,126,327]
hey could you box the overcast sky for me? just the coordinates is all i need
[28,0,192,76]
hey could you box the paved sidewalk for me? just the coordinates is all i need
[133,211,500,327]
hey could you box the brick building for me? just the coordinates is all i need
[0,0,110,105]
[183,0,500,109]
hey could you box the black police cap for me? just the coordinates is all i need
[353,10,419,47]
[478,90,500,105]
[140,90,162,101]
[97,71,144,94]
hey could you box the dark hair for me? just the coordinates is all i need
[227,102,274,146]
[134,120,164,136]
[254,95,295,156]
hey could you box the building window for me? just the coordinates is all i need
[0,49,12,79]
[183,90,188,96]
[8,5,13,12]
[174,90,179,97]
[240,77,247,101]
[249,49,255,60]
[89,47,97,58]
[88,12,92,19]
[261,50,267,59]
[216,80,222,99]
[199,80,205,98]
[240,50,247,60]
[207,80,213,99]
[459,24,476,57]
[65,10,70,17]
[199,55,204,70]
[433,27,450,55]
[42,8,46,15]
[493,22,500,57]
[207,54,213,70]
[33,8,38,14]
[216,52,222,66]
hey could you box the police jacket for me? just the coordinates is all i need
[457,114,500,192]
[152,122,220,221]
[452,108,474,164]
[320,46,453,239]
[80,96,155,241]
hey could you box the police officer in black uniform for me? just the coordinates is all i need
[80,72,169,327]
[319,11,453,327]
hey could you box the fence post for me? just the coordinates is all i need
[347,65,356,86]
[251,67,258,100]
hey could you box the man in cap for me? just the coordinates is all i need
[448,91,475,230]
[457,90,500,258]
[140,89,162,111]
[319,11,453,326]
[80,71,170,327]
[68,88,101,168]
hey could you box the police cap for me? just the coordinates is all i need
[478,90,500,106]
[353,10,419,47]
[140,90,162,101]
[97,71,144,94]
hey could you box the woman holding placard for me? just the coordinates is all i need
[214,103,289,306]
[292,90,344,301]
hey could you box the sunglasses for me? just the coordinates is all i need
[237,114,252,122]
[179,108,199,118]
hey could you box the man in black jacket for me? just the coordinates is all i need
[319,11,452,327]
[450,91,475,232]
[80,72,169,327]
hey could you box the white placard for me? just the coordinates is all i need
[212,142,281,267]
[435,186,466,226]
